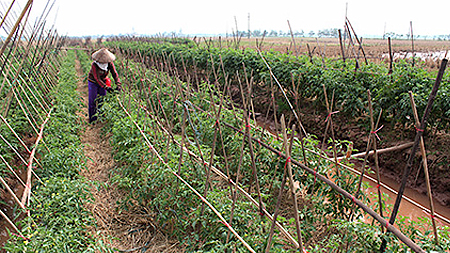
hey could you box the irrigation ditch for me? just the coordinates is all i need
[100,36,448,251]
[0,2,449,252]
[72,37,450,251]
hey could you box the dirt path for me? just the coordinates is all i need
[74,58,182,252]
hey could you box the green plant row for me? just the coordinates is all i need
[106,39,450,132]
[3,50,110,252]
[86,49,450,252]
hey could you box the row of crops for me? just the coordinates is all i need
[0,17,448,251]
[3,50,111,252]
[0,2,115,250]
[105,38,450,133]
[69,39,449,251]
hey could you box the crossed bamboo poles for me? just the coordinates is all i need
[0,0,61,241]
[113,45,447,252]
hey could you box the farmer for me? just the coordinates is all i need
[88,48,122,123]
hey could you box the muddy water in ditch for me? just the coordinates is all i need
[361,168,450,227]
[259,120,450,228]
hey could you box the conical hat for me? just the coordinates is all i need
[92,48,116,63]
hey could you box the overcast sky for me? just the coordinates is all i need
[12,0,450,37]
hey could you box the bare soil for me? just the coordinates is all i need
[214,37,450,69]
[74,58,183,252]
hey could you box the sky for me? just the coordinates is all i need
[9,0,450,37]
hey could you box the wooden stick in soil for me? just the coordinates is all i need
[337,142,413,160]
[237,75,265,215]
[269,77,279,137]
[265,123,296,252]
[338,29,346,64]
[354,91,380,198]
[118,97,256,253]
[315,38,325,68]
[201,84,227,211]
[287,20,298,56]
[410,21,415,67]
[281,119,304,250]
[0,176,26,210]
[408,91,438,244]
[0,114,31,154]
[0,209,25,238]
[371,109,384,225]
[306,44,313,63]
[388,37,393,74]
[257,48,307,137]
[141,95,302,249]
[226,132,246,243]
[21,107,52,206]
[322,85,339,177]
[224,122,425,253]
[0,0,33,58]
[346,18,368,65]
[380,58,448,253]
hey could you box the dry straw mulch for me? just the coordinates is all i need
[75,58,183,252]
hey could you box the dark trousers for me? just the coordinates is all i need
[88,81,107,123]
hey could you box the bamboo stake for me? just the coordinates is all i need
[287,20,298,56]
[388,37,393,75]
[0,114,31,153]
[226,132,246,243]
[354,91,381,198]
[117,97,256,253]
[0,175,26,210]
[0,154,26,188]
[133,91,300,248]
[408,91,438,244]
[269,77,279,136]
[257,48,307,137]
[224,122,425,253]
[337,142,413,160]
[380,58,447,252]
[410,21,415,67]
[371,109,384,224]
[281,120,304,250]
[0,209,24,238]
[237,73,264,216]
[322,85,339,177]
[315,38,325,68]
[265,122,295,252]
[306,44,313,64]
[0,0,33,58]
[346,18,368,65]
[338,29,346,64]
[21,107,52,206]
[0,0,16,30]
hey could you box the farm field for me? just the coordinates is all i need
[1,3,450,253]
[208,37,450,66]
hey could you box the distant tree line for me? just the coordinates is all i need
[384,32,450,40]
[232,29,450,40]
[233,28,341,38]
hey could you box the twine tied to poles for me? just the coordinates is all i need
[371,125,384,141]
[325,111,339,122]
